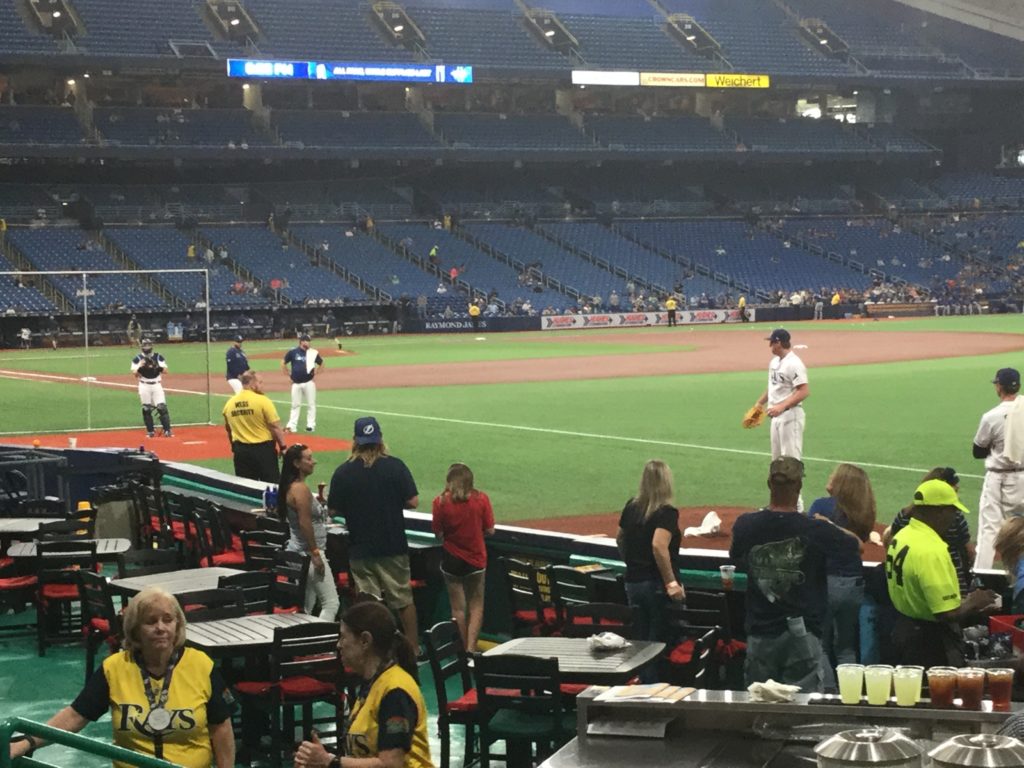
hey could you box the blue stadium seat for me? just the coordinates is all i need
[0,253,57,314]
[435,114,594,151]
[94,107,271,148]
[0,106,86,146]
[273,111,440,150]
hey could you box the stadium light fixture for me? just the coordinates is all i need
[685,34,696,41]
[66,79,75,85]
[394,24,404,32]
[230,17,240,25]
[819,38,828,45]
[242,83,250,90]
[544,29,555,37]
[52,10,61,18]
[83,73,90,78]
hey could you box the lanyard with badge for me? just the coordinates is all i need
[137,649,180,757]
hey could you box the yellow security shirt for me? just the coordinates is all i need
[468,304,481,318]
[886,517,960,621]
[222,390,279,444]
[71,648,230,768]
[665,298,677,311]
[346,664,432,768]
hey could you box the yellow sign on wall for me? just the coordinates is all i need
[705,73,771,89]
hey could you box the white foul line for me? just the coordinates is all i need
[0,368,983,481]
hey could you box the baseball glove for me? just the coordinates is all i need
[742,404,766,429]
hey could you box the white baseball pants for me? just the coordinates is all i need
[974,471,1024,569]
[137,381,166,407]
[227,378,243,395]
[770,407,805,460]
[288,381,317,431]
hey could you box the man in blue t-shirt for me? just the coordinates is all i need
[281,334,324,432]
[225,335,249,395]
[730,457,858,693]
[327,416,420,644]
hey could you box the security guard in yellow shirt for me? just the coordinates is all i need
[886,479,997,666]
[468,301,481,332]
[665,296,678,327]
[222,370,287,482]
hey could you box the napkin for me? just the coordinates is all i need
[684,510,722,538]
[747,679,802,702]
[588,632,630,651]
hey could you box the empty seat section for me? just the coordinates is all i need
[72,0,237,56]
[94,108,270,147]
[253,180,412,220]
[0,253,57,313]
[435,114,593,151]
[587,115,733,152]
[0,106,85,145]
[273,111,439,150]
[727,117,873,154]
[557,14,709,70]
[7,228,168,310]
[199,225,368,303]
[105,227,268,309]
[0,0,58,53]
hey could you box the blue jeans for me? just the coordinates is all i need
[746,617,823,693]
[625,579,668,683]
[821,574,864,690]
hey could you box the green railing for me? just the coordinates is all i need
[162,476,259,507]
[0,718,177,768]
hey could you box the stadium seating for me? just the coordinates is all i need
[0,253,57,314]
[7,229,168,311]
[932,174,1024,208]
[251,180,412,221]
[403,4,568,70]
[93,108,270,148]
[860,124,936,154]
[104,227,269,309]
[434,114,595,151]
[0,0,57,54]
[273,111,440,150]
[244,0,415,60]
[586,115,735,153]
[726,117,874,155]
[0,106,86,146]
[556,14,710,71]
[913,213,1024,265]
[197,225,369,303]
[71,0,239,57]
[617,220,873,294]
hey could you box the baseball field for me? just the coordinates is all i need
[1,315,1022,549]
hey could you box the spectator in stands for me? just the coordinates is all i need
[416,295,427,319]
[186,243,195,261]
[807,464,876,688]
[886,479,997,667]
[616,459,683,681]
[327,417,420,645]
[609,290,619,309]
[436,282,447,295]
[994,517,1024,613]
[731,457,856,692]
[432,463,494,652]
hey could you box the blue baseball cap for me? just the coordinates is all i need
[993,368,1020,391]
[353,416,382,446]
[766,328,791,344]
[234,334,244,343]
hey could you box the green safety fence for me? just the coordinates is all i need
[162,475,259,507]
[567,554,748,591]
[0,717,177,768]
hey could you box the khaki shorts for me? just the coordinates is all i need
[350,554,414,610]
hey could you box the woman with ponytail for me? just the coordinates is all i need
[294,601,433,768]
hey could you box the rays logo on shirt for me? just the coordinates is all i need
[114,703,197,734]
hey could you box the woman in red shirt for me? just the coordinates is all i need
[431,463,495,652]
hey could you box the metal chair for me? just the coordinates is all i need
[190,505,246,568]
[77,570,120,682]
[35,539,98,655]
[116,547,180,578]
[218,570,274,615]
[474,652,573,768]
[175,587,246,623]
[546,565,595,630]
[499,557,557,637]
[271,550,310,613]
[424,620,480,768]
[242,530,287,571]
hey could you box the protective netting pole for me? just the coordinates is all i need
[82,272,91,430]
[204,268,212,425]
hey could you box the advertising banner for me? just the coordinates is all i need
[541,309,745,331]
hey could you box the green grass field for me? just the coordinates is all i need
[1,315,1022,526]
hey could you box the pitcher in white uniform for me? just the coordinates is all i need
[755,328,810,460]
[972,367,1024,569]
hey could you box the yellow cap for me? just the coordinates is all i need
[77,500,93,511]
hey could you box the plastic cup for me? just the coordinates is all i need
[836,664,865,705]
[893,666,924,707]
[864,665,894,705]
[719,565,736,591]
[68,437,77,448]
[988,668,1015,712]
[957,667,986,710]
[927,666,958,709]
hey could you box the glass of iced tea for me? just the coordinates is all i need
[927,666,958,709]
[957,667,986,710]
[987,668,1015,712]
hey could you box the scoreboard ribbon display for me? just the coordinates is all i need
[227,59,473,84]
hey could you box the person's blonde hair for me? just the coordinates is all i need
[445,463,475,503]
[829,463,877,540]
[121,587,187,654]
[348,442,388,468]
[635,460,675,520]
[995,517,1024,579]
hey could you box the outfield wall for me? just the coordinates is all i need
[401,308,752,334]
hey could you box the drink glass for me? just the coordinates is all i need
[864,665,894,705]
[719,565,736,591]
[987,668,1015,712]
[836,664,865,705]
[893,666,924,707]
[927,667,958,709]
[957,668,986,710]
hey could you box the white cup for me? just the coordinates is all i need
[68,437,77,448]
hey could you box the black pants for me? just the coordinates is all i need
[232,441,280,483]
[890,614,965,668]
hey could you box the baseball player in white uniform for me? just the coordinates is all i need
[756,328,810,461]
[130,339,173,438]
[972,367,1024,569]
[282,333,324,432]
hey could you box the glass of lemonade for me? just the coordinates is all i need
[893,666,924,707]
[836,664,865,705]
[864,665,894,705]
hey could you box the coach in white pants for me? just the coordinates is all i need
[282,333,324,432]
[973,367,1024,569]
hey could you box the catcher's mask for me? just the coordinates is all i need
[141,339,154,352]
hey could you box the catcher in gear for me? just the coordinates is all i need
[742,404,766,429]
[130,339,173,437]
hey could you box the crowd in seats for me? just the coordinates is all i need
[94,107,270,148]
[273,111,440,151]
[7,228,167,311]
